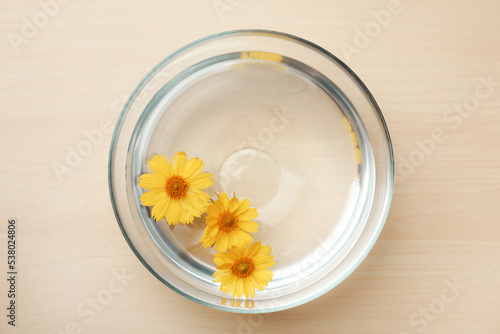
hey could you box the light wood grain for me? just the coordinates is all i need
[1,0,500,333]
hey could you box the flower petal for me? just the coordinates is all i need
[183,157,205,179]
[237,231,253,248]
[243,279,251,299]
[205,216,218,226]
[229,244,245,258]
[206,203,220,216]
[254,268,274,281]
[173,151,187,174]
[213,253,226,266]
[247,241,262,258]
[151,197,169,222]
[237,221,258,233]
[138,174,165,190]
[237,208,258,221]
[187,172,214,190]
[254,255,275,269]
[247,275,265,290]
[179,208,195,225]
[189,189,211,202]
[216,233,229,253]
[227,196,240,212]
[148,154,173,178]
[234,198,252,216]
[216,263,232,270]
[248,282,256,298]
[200,226,218,247]
[165,199,181,225]
[140,189,166,206]
[234,278,244,298]
[182,192,207,215]
[255,261,275,270]
[217,192,229,208]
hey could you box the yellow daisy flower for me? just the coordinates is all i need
[214,242,275,299]
[138,152,214,225]
[200,192,259,252]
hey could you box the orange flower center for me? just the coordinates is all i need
[231,257,255,278]
[217,211,238,232]
[164,175,188,199]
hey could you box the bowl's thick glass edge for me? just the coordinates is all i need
[107,28,395,314]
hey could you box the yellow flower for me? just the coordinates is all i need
[214,242,275,299]
[138,152,213,225]
[200,192,259,252]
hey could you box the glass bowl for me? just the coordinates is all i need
[108,30,393,313]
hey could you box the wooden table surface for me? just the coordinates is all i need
[1,1,500,333]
